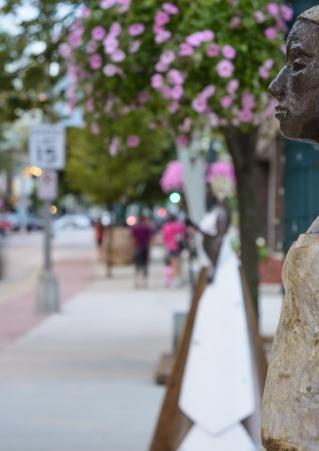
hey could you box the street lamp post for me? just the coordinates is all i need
[35,199,59,313]
[29,124,65,314]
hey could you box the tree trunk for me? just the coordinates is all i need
[223,126,260,314]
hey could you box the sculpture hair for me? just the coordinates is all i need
[298,5,319,24]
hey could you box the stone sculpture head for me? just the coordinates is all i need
[269,6,319,144]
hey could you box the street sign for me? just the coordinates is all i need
[38,170,58,201]
[29,124,65,170]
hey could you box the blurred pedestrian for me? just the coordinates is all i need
[163,254,173,287]
[94,218,104,260]
[131,216,153,288]
[162,214,186,287]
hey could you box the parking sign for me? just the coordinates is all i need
[38,170,58,201]
[29,124,65,169]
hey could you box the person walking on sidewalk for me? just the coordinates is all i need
[131,216,153,288]
[162,214,186,288]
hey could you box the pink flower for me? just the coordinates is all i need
[264,27,278,40]
[155,30,171,44]
[128,23,145,36]
[127,135,140,148]
[192,96,207,114]
[169,102,180,113]
[264,58,274,69]
[254,10,265,23]
[109,137,119,156]
[58,43,71,58]
[69,31,82,48]
[103,36,118,54]
[160,86,172,100]
[89,54,103,70]
[162,3,179,15]
[129,40,141,53]
[201,85,215,99]
[171,85,184,100]
[222,45,236,60]
[91,122,100,135]
[91,26,106,41]
[151,74,164,89]
[181,117,192,133]
[85,99,94,113]
[266,2,280,18]
[111,49,125,62]
[109,22,122,37]
[176,135,189,149]
[155,61,168,73]
[238,110,253,123]
[103,64,119,76]
[81,6,91,17]
[227,79,239,95]
[160,160,183,192]
[208,161,235,183]
[160,50,175,65]
[86,41,97,54]
[229,16,241,28]
[201,30,215,42]
[242,92,255,109]
[216,60,234,78]
[155,11,170,26]
[281,5,293,22]
[209,112,219,127]
[259,67,270,79]
[220,96,233,108]
[117,0,131,13]
[100,0,116,9]
[167,69,184,85]
[186,32,203,47]
[207,44,220,57]
[179,43,194,57]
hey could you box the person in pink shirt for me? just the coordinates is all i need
[162,215,186,287]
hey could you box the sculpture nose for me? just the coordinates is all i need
[268,66,287,100]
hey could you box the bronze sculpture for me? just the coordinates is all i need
[262,6,319,450]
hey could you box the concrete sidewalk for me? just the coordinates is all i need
[0,230,283,451]
[0,259,189,451]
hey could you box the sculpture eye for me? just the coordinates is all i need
[291,60,307,72]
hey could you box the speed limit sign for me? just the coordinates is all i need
[29,124,65,170]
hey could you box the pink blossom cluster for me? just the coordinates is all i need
[153,3,179,44]
[236,92,256,124]
[100,0,131,14]
[151,65,185,107]
[263,3,293,40]
[192,85,215,114]
[160,160,183,193]
[127,135,140,148]
[179,29,214,57]
[206,161,235,184]
[258,58,274,79]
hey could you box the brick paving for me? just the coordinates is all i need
[0,250,96,350]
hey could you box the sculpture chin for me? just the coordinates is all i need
[278,117,319,145]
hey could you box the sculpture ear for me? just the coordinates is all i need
[306,216,319,233]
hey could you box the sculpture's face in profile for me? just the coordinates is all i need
[269,19,319,143]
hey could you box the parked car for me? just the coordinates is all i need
[53,214,91,231]
[26,214,44,231]
[0,213,13,235]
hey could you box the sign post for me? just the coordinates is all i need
[29,124,65,314]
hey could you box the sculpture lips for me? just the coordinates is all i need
[275,105,288,120]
